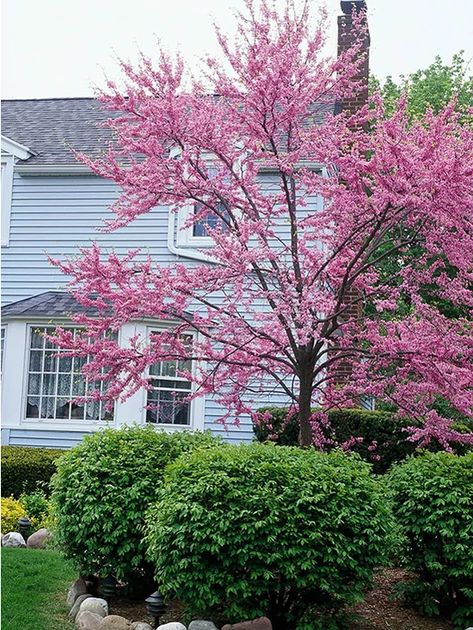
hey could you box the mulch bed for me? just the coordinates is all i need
[352,568,453,629]
[106,569,453,629]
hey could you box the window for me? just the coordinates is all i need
[25,327,114,422]
[192,201,230,238]
[146,335,192,426]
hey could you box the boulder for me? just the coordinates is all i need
[189,622,219,630]
[1,532,26,548]
[27,527,50,549]
[79,597,109,618]
[157,624,187,630]
[130,624,153,630]
[221,619,272,630]
[67,577,88,607]
[70,594,94,620]
[76,610,103,630]
[98,616,132,630]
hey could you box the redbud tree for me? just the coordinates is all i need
[52,0,473,447]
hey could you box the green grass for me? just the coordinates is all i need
[1,548,76,630]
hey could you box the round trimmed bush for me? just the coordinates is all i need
[388,452,473,629]
[145,443,395,630]
[50,426,219,585]
[1,446,65,497]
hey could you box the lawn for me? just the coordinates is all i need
[2,548,76,630]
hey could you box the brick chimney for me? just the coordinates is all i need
[332,2,371,396]
[337,0,370,114]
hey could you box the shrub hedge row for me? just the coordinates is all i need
[1,446,65,497]
[253,407,472,473]
[48,426,472,629]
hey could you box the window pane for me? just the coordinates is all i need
[158,401,175,424]
[28,373,41,395]
[41,397,56,419]
[85,400,101,421]
[26,397,40,418]
[43,351,57,373]
[72,375,86,396]
[161,360,176,377]
[149,362,161,376]
[56,398,71,419]
[153,379,192,390]
[57,374,71,397]
[44,329,57,349]
[70,401,85,420]
[29,351,43,372]
[193,201,229,237]
[174,401,190,425]
[73,355,87,373]
[30,329,44,349]
[58,354,72,372]
[42,373,57,397]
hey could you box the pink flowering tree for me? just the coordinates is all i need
[51,0,473,447]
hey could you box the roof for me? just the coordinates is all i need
[1,97,335,167]
[1,291,103,318]
[1,98,113,166]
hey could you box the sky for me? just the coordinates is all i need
[2,0,473,100]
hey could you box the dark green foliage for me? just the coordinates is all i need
[253,407,472,473]
[50,426,219,584]
[1,446,65,498]
[146,443,395,630]
[388,453,473,628]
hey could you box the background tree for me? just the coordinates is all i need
[51,0,473,447]
[370,51,473,120]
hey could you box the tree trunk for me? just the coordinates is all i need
[298,376,313,447]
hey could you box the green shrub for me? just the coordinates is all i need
[253,407,472,473]
[50,426,219,586]
[19,489,51,530]
[388,452,473,629]
[146,443,395,630]
[1,446,65,497]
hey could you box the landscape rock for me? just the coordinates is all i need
[69,594,94,620]
[98,616,132,630]
[76,610,103,630]
[130,623,153,630]
[26,527,50,548]
[79,597,109,618]
[221,618,272,630]
[67,577,88,607]
[189,622,219,630]
[157,624,187,630]
[1,532,26,548]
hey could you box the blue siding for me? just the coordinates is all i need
[2,173,172,305]
[4,428,92,449]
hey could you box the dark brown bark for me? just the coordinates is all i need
[298,371,313,447]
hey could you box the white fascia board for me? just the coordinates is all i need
[1,135,34,161]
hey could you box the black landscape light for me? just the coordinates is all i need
[145,590,167,629]
[17,516,31,539]
[102,574,118,602]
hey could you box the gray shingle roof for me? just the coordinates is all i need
[1,98,113,165]
[2,97,335,167]
[1,292,102,318]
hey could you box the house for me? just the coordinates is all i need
[1,1,370,448]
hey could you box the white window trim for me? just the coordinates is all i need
[1,155,14,247]
[21,323,118,430]
[143,325,205,432]
[1,324,7,375]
